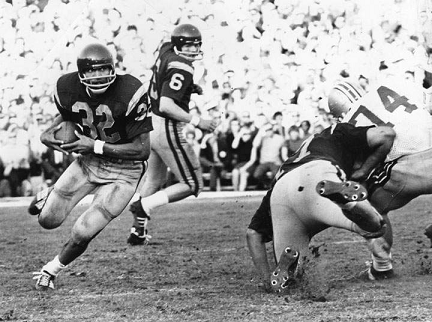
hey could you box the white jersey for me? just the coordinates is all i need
[342,79,432,161]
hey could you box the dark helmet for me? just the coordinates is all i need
[171,24,203,61]
[77,43,116,94]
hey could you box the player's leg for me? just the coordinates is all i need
[33,158,101,290]
[270,174,312,292]
[34,159,96,229]
[128,150,167,245]
[36,161,141,290]
[364,213,394,280]
[129,117,202,244]
[143,117,202,204]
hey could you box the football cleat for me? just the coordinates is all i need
[363,261,394,281]
[127,226,151,246]
[424,224,432,247]
[28,186,54,216]
[127,199,151,245]
[33,270,55,290]
[316,180,368,204]
[270,247,299,293]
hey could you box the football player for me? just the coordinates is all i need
[126,23,219,245]
[328,76,432,280]
[247,121,395,292]
[29,43,152,290]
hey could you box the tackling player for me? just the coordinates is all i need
[126,23,219,245]
[328,76,432,280]
[247,121,395,292]
[28,42,152,290]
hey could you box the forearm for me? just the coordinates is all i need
[159,96,193,123]
[358,144,391,175]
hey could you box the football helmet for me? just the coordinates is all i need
[327,81,365,119]
[171,24,203,61]
[77,43,116,94]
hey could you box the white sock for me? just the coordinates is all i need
[140,191,169,215]
[42,255,66,276]
[340,201,357,210]
[372,253,393,271]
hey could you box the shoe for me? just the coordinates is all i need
[28,187,54,216]
[316,180,368,204]
[270,247,299,292]
[129,199,151,220]
[33,270,55,290]
[127,226,152,246]
[425,224,432,247]
[364,261,394,281]
[127,199,151,246]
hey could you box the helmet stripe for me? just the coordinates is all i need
[333,82,363,103]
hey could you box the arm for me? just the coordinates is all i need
[160,96,218,132]
[351,126,396,181]
[62,132,151,161]
[40,114,69,154]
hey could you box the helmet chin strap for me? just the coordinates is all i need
[174,47,203,61]
[86,85,109,96]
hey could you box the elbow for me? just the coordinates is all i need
[384,127,396,148]
[136,147,150,161]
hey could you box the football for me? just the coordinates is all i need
[55,121,80,143]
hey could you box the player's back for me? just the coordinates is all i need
[277,123,372,179]
[342,77,432,161]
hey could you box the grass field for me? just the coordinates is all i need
[1,192,432,322]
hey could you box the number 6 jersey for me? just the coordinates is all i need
[147,42,195,118]
[342,80,432,161]
[53,72,152,144]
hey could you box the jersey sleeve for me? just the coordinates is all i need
[160,59,194,103]
[124,85,153,139]
[336,123,373,152]
[53,74,76,121]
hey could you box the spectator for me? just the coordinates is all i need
[284,125,304,158]
[300,120,313,140]
[231,122,256,191]
[239,122,285,190]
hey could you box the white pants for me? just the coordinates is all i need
[271,160,363,261]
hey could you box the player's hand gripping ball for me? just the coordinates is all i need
[55,121,81,143]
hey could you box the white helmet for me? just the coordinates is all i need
[327,81,365,119]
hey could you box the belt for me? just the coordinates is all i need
[98,156,144,165]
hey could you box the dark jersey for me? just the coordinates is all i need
[53,72,152,144]
[277,123,374,179]
[147,42,195,118]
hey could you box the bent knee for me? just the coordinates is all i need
[246,228,263,242]
[38,213,64,229]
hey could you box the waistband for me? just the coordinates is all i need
[83,154,144,165]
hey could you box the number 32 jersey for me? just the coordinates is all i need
[147,42,195,118]
[342,80,432,161]
[53,72,152,144]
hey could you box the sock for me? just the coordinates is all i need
[340,201,357,210]
[372,253,393,271]
[42,255,66,277]
[140,191,169,215]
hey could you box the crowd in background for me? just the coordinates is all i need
[0,0,427,195]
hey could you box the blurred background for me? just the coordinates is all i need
[0,0,427,196]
